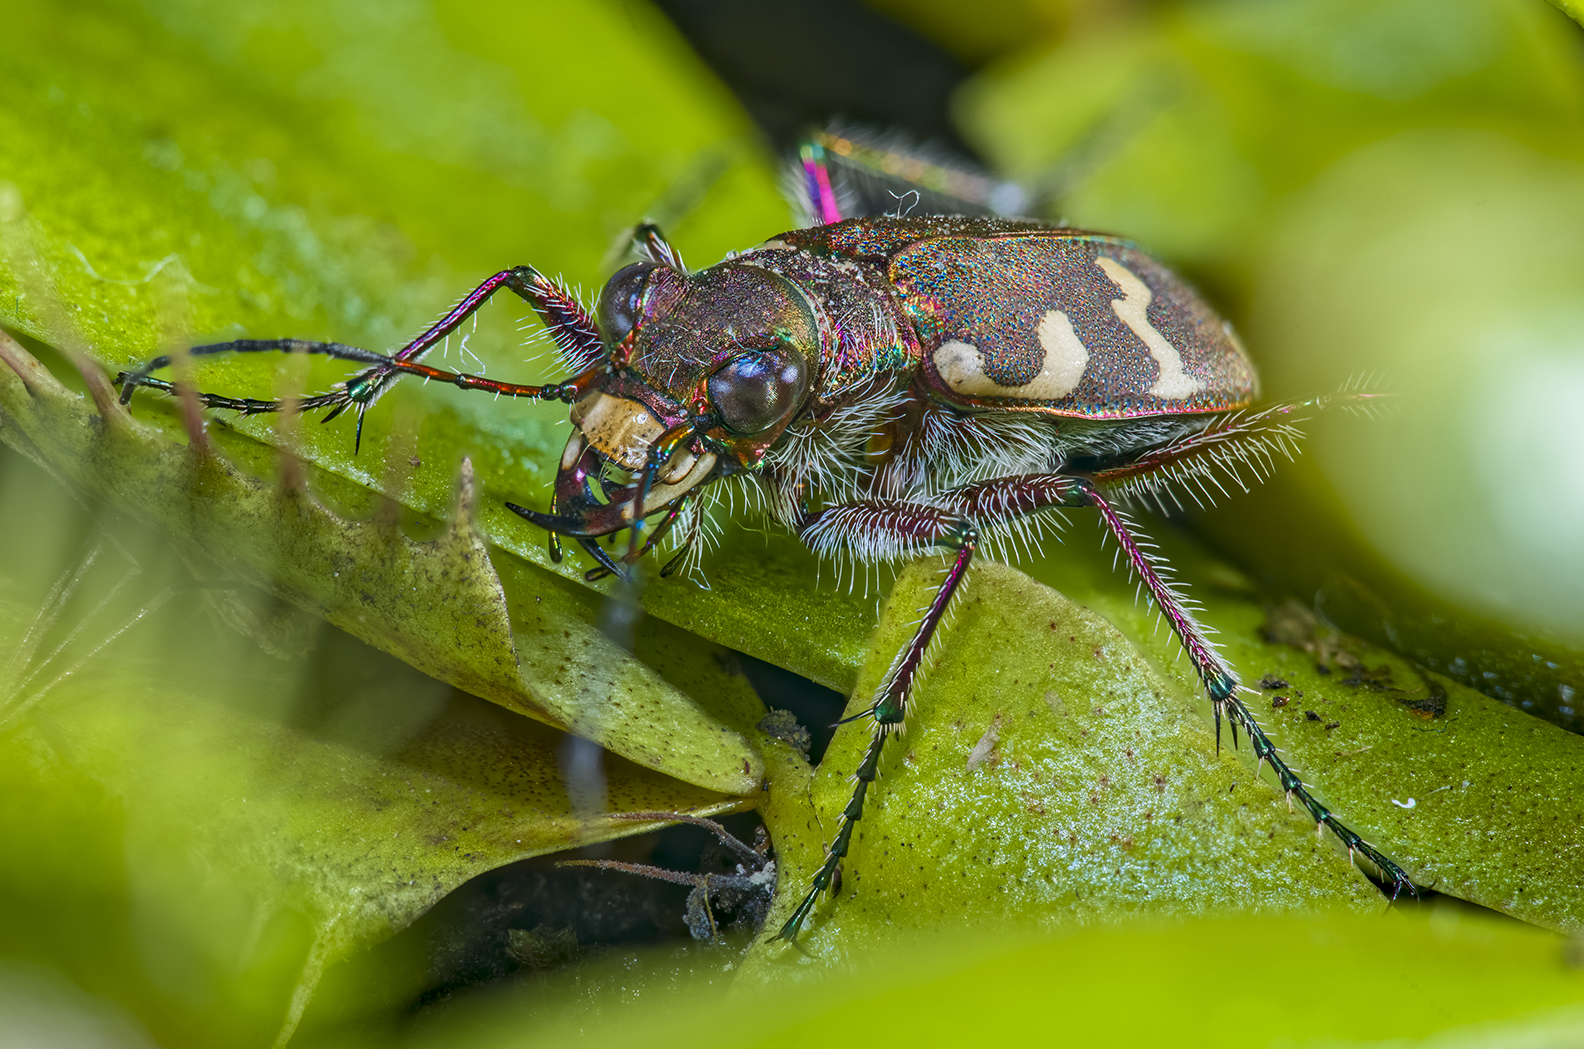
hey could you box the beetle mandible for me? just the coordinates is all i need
[116,141,1415,942]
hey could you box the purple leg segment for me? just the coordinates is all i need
[389,265,601,371]
[799,140,845,226]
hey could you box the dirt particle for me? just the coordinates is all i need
[966,717,1002,772]
[1399,669,1449,719]
[756,709,811,758]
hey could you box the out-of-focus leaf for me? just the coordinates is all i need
[0,330,764,796]
[411,913,1584,1048]
[862,0,1071,63]
[954,0,1584,727]
[1242,128,1584,715]
[0,440,762,1048]
[1551,0,1584,28]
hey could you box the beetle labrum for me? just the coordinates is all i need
[116,143,1414,942]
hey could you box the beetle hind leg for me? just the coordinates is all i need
[1076,480,1417,896]
[947,471,1417,896]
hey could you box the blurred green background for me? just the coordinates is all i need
[2,0,1583,1046]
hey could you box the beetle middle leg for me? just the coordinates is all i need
[776,502,978,941]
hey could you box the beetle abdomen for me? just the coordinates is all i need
[893,232,1257,418]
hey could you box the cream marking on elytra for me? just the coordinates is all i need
[1096,257,1204,400]
[932,308,1088,400]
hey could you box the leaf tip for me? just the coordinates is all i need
[452,455,479,530]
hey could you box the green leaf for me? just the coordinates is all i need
[1551,0,1584,29]
[397,913,1584,1048]
[747,560,1384,969]
[0,0,875,733]
[0,329,765,797]
[742,545,1583,967]
[1019,530,1584,934]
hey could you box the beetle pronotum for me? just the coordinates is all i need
[116,136,1414,942]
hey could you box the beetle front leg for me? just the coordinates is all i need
[341,265,601,425]
[953,472,1416,896]
[776,502,978,942]
[117,265,601,450]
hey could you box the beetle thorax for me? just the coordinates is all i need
[740,245,918,405]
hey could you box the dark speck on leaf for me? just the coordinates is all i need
[1259,676,1289,690]
[1272,696,1289,709]
[1305,711,1321,721]
[756,709,812,758]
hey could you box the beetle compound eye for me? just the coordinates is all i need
[706,343,809,436]
[597,262,657,345]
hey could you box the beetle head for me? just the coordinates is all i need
[519,259,819,561]
[595,259,816,458]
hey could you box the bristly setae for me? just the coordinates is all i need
[115,127,1414,942]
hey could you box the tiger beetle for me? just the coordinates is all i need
[115,127,1415,943]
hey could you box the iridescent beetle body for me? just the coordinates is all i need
[759,217,1257,416]
[116,142,1412,944]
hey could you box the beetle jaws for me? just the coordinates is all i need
[570,390,665,472]
[565,390,717,525]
